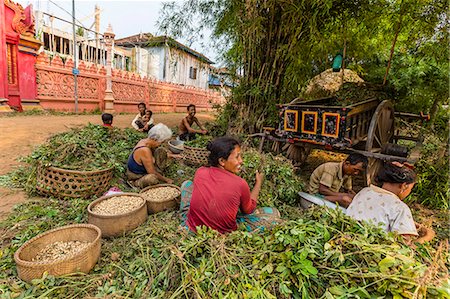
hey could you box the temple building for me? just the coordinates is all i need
[1,0,41,111]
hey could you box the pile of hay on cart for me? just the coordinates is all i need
[305,68,364,97]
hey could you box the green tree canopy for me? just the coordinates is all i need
[159,0,448,132]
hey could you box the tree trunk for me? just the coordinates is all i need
[429,96,442,127]
[383,1,405,85]
[341,21,347,86]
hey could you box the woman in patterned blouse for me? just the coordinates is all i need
[347,162,434,244]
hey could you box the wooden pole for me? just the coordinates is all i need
[95,5,100,64]
[72,0,78,113]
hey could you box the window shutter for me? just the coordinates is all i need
[189,67,198,79]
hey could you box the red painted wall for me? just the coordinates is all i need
[17,51,37,100]
[2,1,39,110]
[0,3,7,98]
[4,5,16,34]
[35,53,225,113]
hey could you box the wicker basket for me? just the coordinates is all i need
[140,184,181,214]
[36,165,114,199]
[14,224,101,283]
[87,193,148,238]
[182,145,210,166]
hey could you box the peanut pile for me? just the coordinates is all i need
[142,187,180,202]
[92,196,143,215]
[32,241,90,263]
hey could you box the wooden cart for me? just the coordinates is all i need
[256,96,428,185]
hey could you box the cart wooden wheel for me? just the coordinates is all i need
[365,100,395,185]
[271,140,283,154]
[285,144,311,166]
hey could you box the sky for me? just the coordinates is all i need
[15,0,218,62]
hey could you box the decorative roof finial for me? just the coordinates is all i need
[105,23,114,34]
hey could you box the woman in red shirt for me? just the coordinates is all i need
[181,137,280,233]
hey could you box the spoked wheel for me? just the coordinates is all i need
[365,100,395,185]
[258,135,283,154]
[285,144,311,166]
[270,140,281,154]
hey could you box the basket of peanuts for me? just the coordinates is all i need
[87,193,148,237]
[140,184,181,214]
[14,224,101,282]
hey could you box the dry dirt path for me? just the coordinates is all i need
[0,112,215,220]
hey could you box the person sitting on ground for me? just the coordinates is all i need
[179,136,281,233]
[134,110,154,133]
[126,123,173,188]
[308,153,368,208]
[101,113,113,127]
[131,102,147,132]
[346,161,435,244]
[178,104,207,141]
[139,110,154,133]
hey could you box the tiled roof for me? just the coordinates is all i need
[115,34,213,64]
[115,33,154,45]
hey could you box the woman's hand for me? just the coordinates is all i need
[403,223,435,246]
[415,223,435,243]
[255,170,264,185]
[250,170,264,203]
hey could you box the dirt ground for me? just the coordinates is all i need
[0,112,215,220]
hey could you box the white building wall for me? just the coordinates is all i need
[198,64,210,89]
[146,47,165,80]
[122,44,210,88]
[135,47,148,78]
[164,47,210,89]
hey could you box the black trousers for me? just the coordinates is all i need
[179,132,197,141]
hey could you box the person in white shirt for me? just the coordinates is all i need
[138,110,154,133]
[131,102,154,132]
[347,162,434,244]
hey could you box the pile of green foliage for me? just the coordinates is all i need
[183,135,213,148]
[175,209,448,298]
[0,199,447,298]
[165,161,198,186]
[26,124,142,171]
[334,82,392,105]
[408,130,449,209]
[241,148,303,206]
[0,124,143,194]
[0,128,448,298]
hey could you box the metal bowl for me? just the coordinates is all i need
[168,139,184,154]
